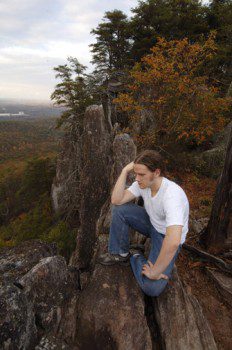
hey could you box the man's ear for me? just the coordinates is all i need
[154,169,161,177]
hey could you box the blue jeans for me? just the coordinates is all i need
[108,203,182,297]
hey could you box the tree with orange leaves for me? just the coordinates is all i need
[114,34,231,149]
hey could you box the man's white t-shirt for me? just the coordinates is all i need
[127,177,189,244]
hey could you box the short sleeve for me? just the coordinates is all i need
[127,181,141,198]
[163,195,186,227]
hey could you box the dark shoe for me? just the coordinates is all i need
[98,252,130,266]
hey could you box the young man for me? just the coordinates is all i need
[99,150,189,297]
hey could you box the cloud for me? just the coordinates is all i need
[0,0,137,100]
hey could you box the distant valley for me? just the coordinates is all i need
[0,98,64,120]
[0,98,65,169]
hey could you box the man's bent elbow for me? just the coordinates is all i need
[111,198,121,205]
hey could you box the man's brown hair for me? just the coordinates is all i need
[134,150,165,175]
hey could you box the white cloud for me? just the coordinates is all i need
[0,0,137,100]
[0,81,53,100]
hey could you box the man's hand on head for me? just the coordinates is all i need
[123,161,134,174]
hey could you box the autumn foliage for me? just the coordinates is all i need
[114,34,231,148]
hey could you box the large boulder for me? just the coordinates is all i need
[206,268,232,307]
[153,268,217,350]
[0,240,79,350]
[193,121,232,179]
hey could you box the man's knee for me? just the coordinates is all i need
[142,280,167,297]
[112,203,133,215]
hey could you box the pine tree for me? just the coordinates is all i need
[51,57,94,128]
[90,10,132,75]
[130,0,209,61]
[207,0,232,90]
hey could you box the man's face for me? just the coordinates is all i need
[133,163,160,189]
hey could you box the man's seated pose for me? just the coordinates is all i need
[99,150,189,297]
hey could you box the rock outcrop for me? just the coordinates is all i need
[71,105,217,349]
[70,105,112,269]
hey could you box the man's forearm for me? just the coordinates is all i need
[152,237,179,275]
[111,169,128,204]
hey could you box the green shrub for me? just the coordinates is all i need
[16,157,56,211]
[1,194,53,245]
[42,221,76,260]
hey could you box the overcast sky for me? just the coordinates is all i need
[0,0,138,102]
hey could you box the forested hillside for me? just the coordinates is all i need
[0,118,61,161]
[0,115,76,258]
